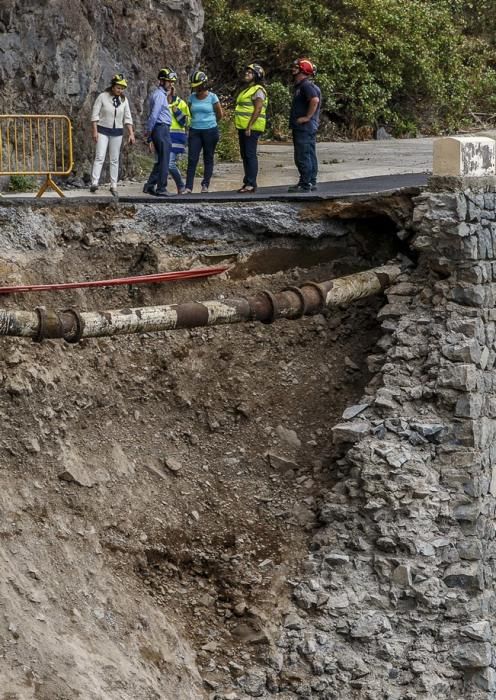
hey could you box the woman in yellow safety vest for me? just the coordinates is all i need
[234,63,268,194]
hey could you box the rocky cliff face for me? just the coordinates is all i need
[0,0,203,176]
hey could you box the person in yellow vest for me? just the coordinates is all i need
[234,63,268,193]
[167,70,191,193]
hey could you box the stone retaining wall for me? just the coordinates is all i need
[231,181,496,699]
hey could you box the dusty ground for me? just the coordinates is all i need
[0,202,394,698]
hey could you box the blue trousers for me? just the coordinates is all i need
[186,127,219,190]
[168,151,185,191]
[238,129,261,187]
[147,124,171,193]
[292,129,318,189]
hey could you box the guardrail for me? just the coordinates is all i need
[0,115,73,198]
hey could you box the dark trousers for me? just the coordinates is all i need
[186,127,219,190]
[292,129,318,189]
[238,129,261,187]
[147,124,171,192]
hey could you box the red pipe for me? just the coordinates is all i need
[0,265,229,294]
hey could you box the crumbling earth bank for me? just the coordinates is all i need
[0,201,392,698]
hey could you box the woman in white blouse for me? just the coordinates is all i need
[90,74,135,196]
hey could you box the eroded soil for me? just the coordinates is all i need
[0,207,388,699]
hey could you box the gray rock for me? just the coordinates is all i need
[323,551,350,566]
[293,584,317,610]
[452,642,492,669]
[349,613,392,639]
[460,621,491,641]
[474,667,496,692]
[238,668,267,697]
[376,126,394,140]
[443,562,483,591]
[266,452,298,473]
[164,455,182,473]
[275,425,301,449]
[342,404,369,420]
[391,564,412,587]
[58,464,95,487]
[331,420,370,444]
[284,613,305,631]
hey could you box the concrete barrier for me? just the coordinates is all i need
[433,136,495,178]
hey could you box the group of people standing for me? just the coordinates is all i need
[89,58,320,197]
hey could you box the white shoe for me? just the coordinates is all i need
[201,185,209,194]
[183,188,192,194]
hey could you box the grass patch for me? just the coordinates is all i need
[8,175,38,192]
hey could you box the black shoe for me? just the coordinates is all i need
[311,184,317,191]
[153,190,174,197]
[89,185,98,193]
[288,184,311,193]
[143,185,156,195]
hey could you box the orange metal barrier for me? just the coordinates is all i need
[0,115,73,198]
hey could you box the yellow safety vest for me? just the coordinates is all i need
[234,84,268,132]
[170,97,191,133]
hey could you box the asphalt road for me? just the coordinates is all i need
[120,172,428,203]
[3,135,436,204]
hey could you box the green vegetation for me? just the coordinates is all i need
[8,175,37,192]
[217,109,241,162]
[203,0,496,137]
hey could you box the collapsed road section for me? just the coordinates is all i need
[10,143,496,700]
[0,185,415,699]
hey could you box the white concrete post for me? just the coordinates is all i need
[433,136,496,177]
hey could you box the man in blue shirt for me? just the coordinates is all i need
[288,58,321,193]
[143,69,173,196]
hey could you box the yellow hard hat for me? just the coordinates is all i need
[190,70,208,88]
[111,73,128,88]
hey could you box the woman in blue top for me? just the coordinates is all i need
[184,71,223,194]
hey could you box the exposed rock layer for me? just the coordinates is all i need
[0,0,203,174]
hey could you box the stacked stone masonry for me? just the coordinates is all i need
[226,182,496,699]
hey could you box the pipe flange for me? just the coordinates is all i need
[301,281,326,312]
[281,285,308,318]
[258,290,278,324]
[33,306,48,343]
[61,307,84,344]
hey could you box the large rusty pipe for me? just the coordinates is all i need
[0,263,402,343]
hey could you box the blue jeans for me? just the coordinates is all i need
[238,129,261,187]
[292,129,318,189]
[147,124,171,193]
[186,127,219,190]
[168,151,184,191]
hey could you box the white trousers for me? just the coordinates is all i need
[91,132,123,187]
